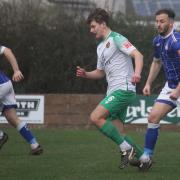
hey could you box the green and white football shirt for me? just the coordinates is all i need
[97,31,136,95]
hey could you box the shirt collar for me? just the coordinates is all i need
[161,28,174,39]
[104,30,112,41]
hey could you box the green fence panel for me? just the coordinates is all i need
[126,95,180,124]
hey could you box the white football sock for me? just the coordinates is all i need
[119,140,132,151]
[140,153,150,163]
[30,143,39,150]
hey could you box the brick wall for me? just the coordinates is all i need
[44,94,180,131]
[2,94,179,131]
[44,94,104,128]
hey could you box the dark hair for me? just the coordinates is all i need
[87,8,110,26]
[155,9,175,19]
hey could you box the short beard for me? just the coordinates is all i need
[159,26,169,36]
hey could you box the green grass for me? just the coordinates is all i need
[0,128,180,180]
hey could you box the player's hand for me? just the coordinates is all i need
[170,90,179,101]
[76,66,86,78]
[12,70,24,82]
[131,73,141,85]
[143,84,151,96]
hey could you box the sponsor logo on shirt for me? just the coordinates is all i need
[123,41,132,49]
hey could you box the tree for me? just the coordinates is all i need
[0,1,165,94]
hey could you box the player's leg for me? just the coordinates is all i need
[114,108,144,168]
[124,136,143,159]
[112,119,125,135]
[90,90,135,148]
[114,90,141,168]
[1,81,43,155]
[139,102,173,171]
[90,104,125,145]
[3,108,43,155]
[91,105,136,169]
[112,119,141,168]
[137,83,177,171]
[114,90,144,158]
[142,102,172,158]
[91,103,136,169]
[90,90,137,168]
[113,113,144,167]
[0,82,10,150]
[114,108,144,160]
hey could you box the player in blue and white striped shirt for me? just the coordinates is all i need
[138,9,180,171]
[0,45,43,155]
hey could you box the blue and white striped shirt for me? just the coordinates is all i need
[0,45,10,84]
[153,30,180,89]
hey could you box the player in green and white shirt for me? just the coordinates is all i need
[76,8,143,168]
[97,31,136,95]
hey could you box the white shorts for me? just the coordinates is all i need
[0,80,17,112]
[156,82,180,109]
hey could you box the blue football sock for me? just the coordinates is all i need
[17,122,37,145]
[144,123,160,155]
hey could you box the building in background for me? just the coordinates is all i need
[90,0,126,14]
[131,0,180,17]
[46,0,180,17]
[1,0,180,17]
[1,0,180,28]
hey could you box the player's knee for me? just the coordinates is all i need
[90,112,99,124]
[148,113,159,123]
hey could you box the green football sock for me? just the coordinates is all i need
[100,121,124,145]
[124,136,143,159]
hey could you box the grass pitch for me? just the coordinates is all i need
[0,128,180,180]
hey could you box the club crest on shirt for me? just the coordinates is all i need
[106,42,110,48]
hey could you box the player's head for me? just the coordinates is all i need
[87,8,110,40]
[155,9,175,36]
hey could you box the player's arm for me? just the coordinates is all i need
[2,47,24,82]
[143,58,162,96]
[113,34,143,84]
[76,66,105,79]
[130,49,143,84]
[143,37,162,96]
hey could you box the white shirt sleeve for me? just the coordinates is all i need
[120,41,136,55]
[114,35,136,55]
